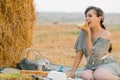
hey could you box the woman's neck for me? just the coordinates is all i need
[91,25,103,34]
[90,25,105,39]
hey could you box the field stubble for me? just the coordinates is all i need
[32,24,120,67]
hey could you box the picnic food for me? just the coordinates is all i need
[20,70,48,76]
[77,22,88,28]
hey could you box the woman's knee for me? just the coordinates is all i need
[80,70,94,80]
[94,68,119,80]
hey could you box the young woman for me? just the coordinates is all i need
[70,6,120,80]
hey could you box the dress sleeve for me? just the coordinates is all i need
[74,30,85,53]
[91,38,110,58]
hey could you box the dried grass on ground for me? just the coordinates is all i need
[33,24,120,67]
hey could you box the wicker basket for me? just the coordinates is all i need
[19,48,49,77]
[20,48,50,71]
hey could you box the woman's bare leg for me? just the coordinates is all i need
[94,68,120,80]
[80,70,94,80]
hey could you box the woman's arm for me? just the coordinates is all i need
[70,50,83,78]
[78,26,93,55]
[86,32,93,55]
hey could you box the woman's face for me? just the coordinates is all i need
[85,9,101,28]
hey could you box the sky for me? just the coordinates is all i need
[34,0,120,13]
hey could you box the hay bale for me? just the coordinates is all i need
[0,0,35,67]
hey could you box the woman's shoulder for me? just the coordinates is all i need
[101,30,111,41]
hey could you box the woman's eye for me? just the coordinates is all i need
[88,14,92,17]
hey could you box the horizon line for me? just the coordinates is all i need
[35,11,120,14]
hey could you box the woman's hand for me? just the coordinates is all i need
[69,72,75,78]
[76,22,91,35]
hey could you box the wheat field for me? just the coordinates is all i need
[32,23,120,67]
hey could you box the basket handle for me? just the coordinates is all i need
[21,48,43,60]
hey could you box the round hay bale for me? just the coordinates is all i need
[0,0,35,67]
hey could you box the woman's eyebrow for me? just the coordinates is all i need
[85,14,92,17]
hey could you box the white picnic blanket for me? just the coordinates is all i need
[47,71,83,80]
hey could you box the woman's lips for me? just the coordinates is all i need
[88,22,91,25]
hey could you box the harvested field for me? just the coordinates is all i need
[32,24,120,67]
